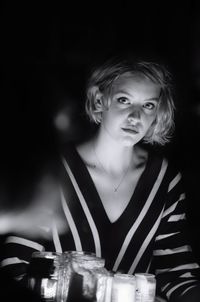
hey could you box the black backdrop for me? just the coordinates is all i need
[1,1,200,261]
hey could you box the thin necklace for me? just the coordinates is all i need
[93,144,132,193]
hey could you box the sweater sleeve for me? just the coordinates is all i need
[152,171,200,301]
[0,234,46,283]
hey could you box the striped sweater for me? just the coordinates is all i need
[1,144,200,301]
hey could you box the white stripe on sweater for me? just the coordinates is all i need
[60,189,82,251]
[156,263,199,274]
[0,257,28,267]
[5,236,44,251]
[168,173,181,192]
[51,218,63,253]
[180,272,195,278]
[181,285,198,297]
[153,245,191,256]
[168,213,186,222]
[155,232,180,241]
[166,280,196,299]
[62,158,101,257]
[162,193,185,218]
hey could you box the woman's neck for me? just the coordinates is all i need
[92,130,135,174]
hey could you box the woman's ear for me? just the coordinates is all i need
[89,86,104,111]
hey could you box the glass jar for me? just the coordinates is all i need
[135,273,156,302]
[111,273,136,302]
[65,252,108,302]
[27,251,62,302]
[27,251,109,302]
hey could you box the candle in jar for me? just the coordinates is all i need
[112,273,136,302]
[104,273,113,302]
[135,273,156,302]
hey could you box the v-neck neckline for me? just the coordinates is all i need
[64,144,153,225]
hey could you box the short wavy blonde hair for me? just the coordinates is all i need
[85,57,175,145]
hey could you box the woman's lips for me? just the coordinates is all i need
[121,127,139,134]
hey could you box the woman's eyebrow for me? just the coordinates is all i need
[145,97,159,102]
[115,90,132,96]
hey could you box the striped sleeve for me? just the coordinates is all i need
[0,235,46,282]
[152,171,200,301]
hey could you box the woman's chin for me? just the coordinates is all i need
[120,136,140,147]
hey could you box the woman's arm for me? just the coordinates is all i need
[172,284,200,302]
[0,234,45,284]
[152,171,200,301]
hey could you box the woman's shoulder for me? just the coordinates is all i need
[60,140,90,156]
[138,143,165,163]
[139,143,181,175]
[59,140,96,173]
[74,140,97,168]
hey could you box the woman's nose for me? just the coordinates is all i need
[127,108,141,122]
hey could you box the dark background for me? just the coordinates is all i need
[1,2,200,261]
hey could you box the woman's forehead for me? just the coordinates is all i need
[110,72,160,94]
[114,72,155,85]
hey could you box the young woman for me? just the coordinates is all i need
[1,57,200,301]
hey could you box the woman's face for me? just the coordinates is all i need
[99,73,161,146]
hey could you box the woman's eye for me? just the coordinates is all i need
[143,102,156,110]
[117,97,130,104]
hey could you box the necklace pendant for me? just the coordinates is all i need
[93,144,132,194]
